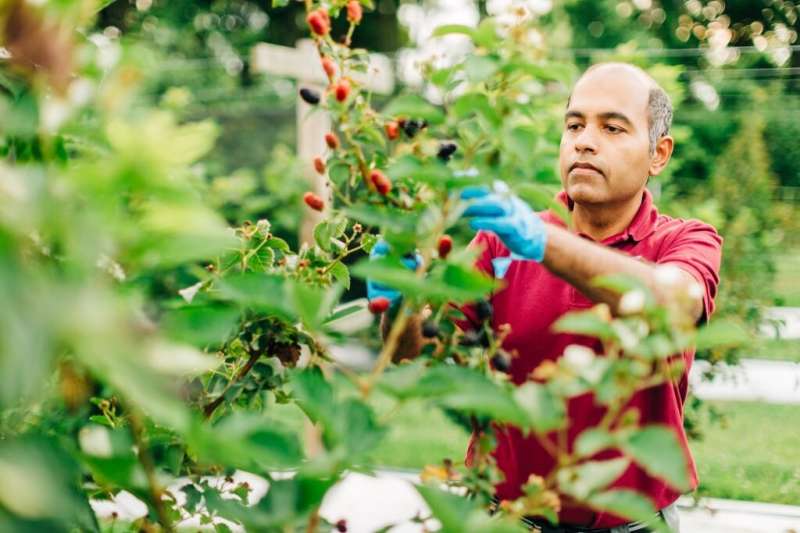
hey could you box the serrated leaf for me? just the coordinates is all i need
[552,310,617,341]
[619,425,690,492]
[694,319,750,350]
[382,94,445,125]
[328,261,350,290]
[574,428,616,457]
[556,458,629,500]
[586,489,666,532]
[431,24,476,40]
[512,382,566,433]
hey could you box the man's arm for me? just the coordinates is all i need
[542,223,704,322]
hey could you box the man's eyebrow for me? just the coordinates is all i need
[564,110,635,128]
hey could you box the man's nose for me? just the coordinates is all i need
[574,125,598,153]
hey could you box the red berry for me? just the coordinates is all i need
[303,192,324,211]
[368,297,390,314]
[346,0,362,23]
[325,132,339,149]
[314,157,326,174]
[306,10,329,36]
[438,235,453,259]
[335,519,348,532]
[369,169,391,195]
[384,121,399,140]
[321,56,336,79]
[334,79,351,103]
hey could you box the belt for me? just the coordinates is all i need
[521,509,665,533]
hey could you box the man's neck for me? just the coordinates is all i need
[570,189,645,242]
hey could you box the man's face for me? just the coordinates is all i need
[559,67,654,206]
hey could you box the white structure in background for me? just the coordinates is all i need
[249,40,394,244]
[761,307,800,340]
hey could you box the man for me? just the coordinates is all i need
[371,62,722,532]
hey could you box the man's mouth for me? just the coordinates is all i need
[570,162,603,176]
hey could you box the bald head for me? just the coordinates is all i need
[570,63,672,154]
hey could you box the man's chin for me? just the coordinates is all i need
[566,184,607,205]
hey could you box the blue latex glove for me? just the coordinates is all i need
[460,181,547,279]
[366,240,421,307]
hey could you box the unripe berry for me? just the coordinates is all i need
[368,297,390,314]
[299,87,320,105]
[384,121,399,140]
[314,157,326,174]
[306,10,329,35]
[346,0,363,23]
[303,192,324,211]
[334,79,351,102]
[369,169,391,195]
[324,132,339,149]
[437,235,453,259]
[321,56,336,79]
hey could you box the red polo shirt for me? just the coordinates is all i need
[461,188,722,528]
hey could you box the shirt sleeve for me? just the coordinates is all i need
[657,220,723,324]
[452,230,501,332]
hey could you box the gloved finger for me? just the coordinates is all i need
[370,239,391,258]
[468,216,518,237]
[367,281,401,302]
[459,185,492,200]
[462,196,509,218]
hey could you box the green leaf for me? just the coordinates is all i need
[574,428,616,457]
[216,273,296,321]
[272,0,289,7]
[586,490,666,532]
[592,274,650,296]
[161,304,239,347]
[383,94,445,125]
[398,366,527,425]
[556,458,629,500]
[619,425,690,492]
[694,319,751,350]
[552,310,617,341]
[352,257,497,304]
[415,485,475,532]
[328,261,350,290]
[431,24,476,40]
[465,55,499,83]
[187,414,303,470]
[473,18,499,48]
[512,382,566,433]
[452,92,500,128]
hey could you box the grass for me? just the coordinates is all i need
[772,250,800,307]
[748,338,800,363]
[690,401,800,505]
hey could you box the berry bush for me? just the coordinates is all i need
[0,1,744,532]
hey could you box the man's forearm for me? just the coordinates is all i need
[541,224,703,322]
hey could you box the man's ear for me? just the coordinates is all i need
[648,135,674,177]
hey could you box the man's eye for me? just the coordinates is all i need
[606,125,624,133]
[567,123,582,131]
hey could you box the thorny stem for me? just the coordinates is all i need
[129,409,173,532]
[203,349,261,419]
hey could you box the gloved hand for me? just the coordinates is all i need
[460,181,547,279]
[366,240,421,307]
